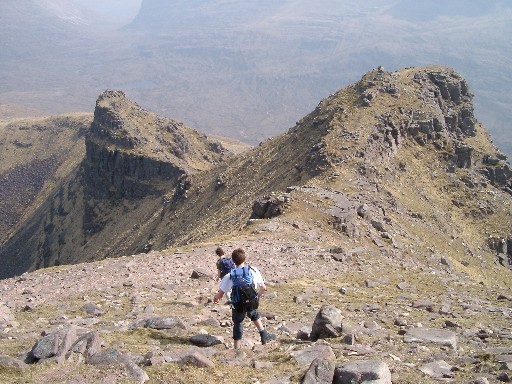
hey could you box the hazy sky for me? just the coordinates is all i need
[74,0,142,24]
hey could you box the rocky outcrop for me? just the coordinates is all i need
[83,140,185,199]
[84,90,226,199]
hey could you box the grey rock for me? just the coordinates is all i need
[73,331,102,362]
[178,351,215,368]
[484,347,512,355]
[310,305,343,341]
[189,334,223,347]
[357,204,370,219]
[0,304,14,323]
[263,377,291,384]
[0,355,28,369]
[497,294,512,302]
[194,317,221,328]
[297,326,312,341]
[30,333,61,360]
[412,299,435,311]
[144,317,190,335]
[404,327,458,349]
[333,359,391,384]
[397,282,409,290]
[419,360,455,378]
[81,303,105,316]
[291,343,335,366]
[472,378,490,384]
[142,351,165,367]
[254,360,274,369]
[87,348,149,383]
[371,220,385,232]
[303,358,335,384]
[190,269,212,279]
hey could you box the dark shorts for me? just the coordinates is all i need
[232,307,260,340]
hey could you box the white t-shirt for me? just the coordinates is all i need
[218,265,264,293]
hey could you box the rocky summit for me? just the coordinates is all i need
[0,66,511,383]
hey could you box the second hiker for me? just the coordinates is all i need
[213,248,276,349]
[215,246,235,281]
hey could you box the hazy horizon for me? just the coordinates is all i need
[1,0,511,156]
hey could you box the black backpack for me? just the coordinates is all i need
[230,266,259,312]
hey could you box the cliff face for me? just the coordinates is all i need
[344,67,511,192]
[83,89,229,202]
[0,91,231,278]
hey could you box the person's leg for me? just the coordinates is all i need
[249,310,276,344]
[232,308,245,349]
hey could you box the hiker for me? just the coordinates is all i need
[213,248,276,349]
[215,246,235,281]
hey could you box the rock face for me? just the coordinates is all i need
[84,90,225,200]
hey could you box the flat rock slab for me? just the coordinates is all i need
[290,343,335,366]
[334,359,391,384]
[419,360,455,378]
[143,317,190,335]
[404,327,457,349]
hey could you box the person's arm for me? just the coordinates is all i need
[251,267,266,296]
[214,274,231,303]
[213,289,224,303]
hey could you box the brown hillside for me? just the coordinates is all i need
[0,114,91,245]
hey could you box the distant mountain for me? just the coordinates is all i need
[1,1,511,157]
[389,0,511,21]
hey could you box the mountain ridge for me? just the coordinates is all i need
[0,65,510,280]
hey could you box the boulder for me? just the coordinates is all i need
[0,303,14,324]
[302,358,335,384]
[189,334,223,347]
[333,360,391,384]
[0,355,28,370]
[178,351,215,368]
[30,333,61,360]
[310,305,343,341]
[87,348,149,384]
[81,302,105,316]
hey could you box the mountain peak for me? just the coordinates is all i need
[89,89,225,170]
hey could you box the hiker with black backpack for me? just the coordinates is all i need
[215,246,235,281]
[213,248,276,349]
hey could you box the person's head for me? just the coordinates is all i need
[215,247,225,257]
[231,248,246,266]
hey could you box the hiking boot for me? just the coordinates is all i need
[259,329,276,345]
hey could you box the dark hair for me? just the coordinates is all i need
[215,247,225,257]
[231,248,246,266]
